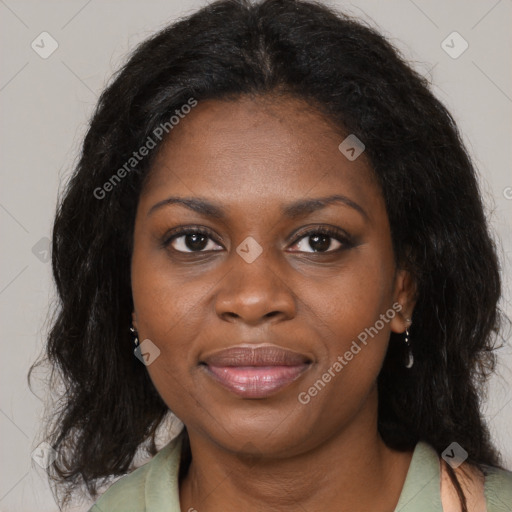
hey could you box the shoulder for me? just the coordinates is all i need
[87,433,184,512]
[482,464,512,511]
[440,458,512,512]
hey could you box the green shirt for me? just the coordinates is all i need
[89,430,512,511]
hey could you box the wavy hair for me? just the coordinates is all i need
[29,0,508,510]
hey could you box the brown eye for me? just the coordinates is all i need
[165,228,223,253]
[294,233,341,252]
[288,226,354,253]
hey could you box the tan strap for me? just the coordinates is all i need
[440,458,487,511]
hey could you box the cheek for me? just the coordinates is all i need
[130,249,216,409]
[296,247,394,397]
[131,274,203,420]
[304,247,394,348]
[132,272,203,358]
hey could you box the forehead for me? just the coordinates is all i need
[139,95,383,220]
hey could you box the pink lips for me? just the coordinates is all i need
[201,345,311,399]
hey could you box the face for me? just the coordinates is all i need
[130,95,415,457]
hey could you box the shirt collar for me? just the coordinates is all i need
[393,441,442,511]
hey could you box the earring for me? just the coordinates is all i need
[404,318,413,369]
[129,325,139,348]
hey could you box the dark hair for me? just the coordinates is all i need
[29,0,509,510]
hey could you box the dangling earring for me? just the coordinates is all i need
[404,318,413,369]
[129,325,139,348]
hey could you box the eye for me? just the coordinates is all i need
[164,227,223,253]
[288,226,353,253]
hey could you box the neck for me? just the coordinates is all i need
[178,388,413,512]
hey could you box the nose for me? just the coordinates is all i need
[214,249,297,326]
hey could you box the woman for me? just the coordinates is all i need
[29,0,512,510]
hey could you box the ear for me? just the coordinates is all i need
[389,268,417,334]
[131,310,138,331]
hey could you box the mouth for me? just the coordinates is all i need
[200,345,312,399]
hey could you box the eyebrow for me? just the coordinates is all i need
[147,194,369,222]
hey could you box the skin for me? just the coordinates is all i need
[131,94,417,512]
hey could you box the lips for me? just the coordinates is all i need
[200,345,312,399]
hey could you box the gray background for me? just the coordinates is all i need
[1,0,511,510]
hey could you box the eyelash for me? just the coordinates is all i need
[161,225,354,254]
